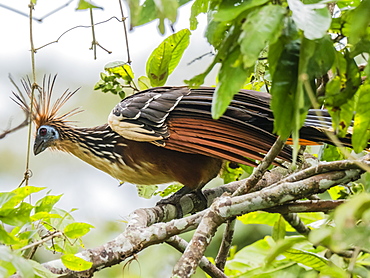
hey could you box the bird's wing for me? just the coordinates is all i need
[108,86,293,166]
[108,86,191,146]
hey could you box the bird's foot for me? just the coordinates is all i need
[156,187,208,218]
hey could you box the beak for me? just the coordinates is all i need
[33,135,46,155]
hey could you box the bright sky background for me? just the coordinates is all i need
[0,0,217,225]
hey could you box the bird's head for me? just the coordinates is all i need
[34,125,60,155]
[12,75,81,155]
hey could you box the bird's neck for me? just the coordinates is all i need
[54,124,126,170]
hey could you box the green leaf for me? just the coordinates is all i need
[0,225,20,245]
[0,192,15,208]
[306,35,335,78]
[221,163,244,183]
[213,0,269,22]
[35,195,62,213]
[3,186,45,209]
[346,0,370,45]
[212,48,252,119]
[190,0,209,30]
[265,236,307,265]
[64,222,94,239]
[352,83,370,152]
[205,19,231,50]
[31,212,62,221]
[155,183,183,197]
[288,0,331,40]
[238,211,325,232]
[138,76,151,90]
[29,260,59,278]
[105,62,134,83]
[270,40,300,139]
[146,29,191,87]
[272,215,286,242]
[137,184,159,199]
[131,0,179,33]
[321,145,347,162]
[322,52,361,108]
[76,0,103,10]
[0,202,33,226]
[0,246,34,278]
[227,237,273,271]
[284,248,347,277]
[61,254,93,271]
[239,5,286,68]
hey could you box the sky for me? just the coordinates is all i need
[0,0,218,225]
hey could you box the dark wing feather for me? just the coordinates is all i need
[108,87,191,145]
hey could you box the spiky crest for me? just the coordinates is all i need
[12,75,82,129]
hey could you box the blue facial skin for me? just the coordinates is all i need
[34,125,59,155]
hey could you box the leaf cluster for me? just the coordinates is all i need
[0,186,94,277]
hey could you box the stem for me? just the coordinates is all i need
[25,1,37,186]
[118,0,131,64]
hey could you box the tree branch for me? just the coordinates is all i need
[10,158,368,277]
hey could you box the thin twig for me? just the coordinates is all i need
[35,16,123,51]
[187,51,214,66]
[118,0,131,64]
[0,118,29,139]
[89,8,97,60]
[25,1,38,186]
[19,231,63,252]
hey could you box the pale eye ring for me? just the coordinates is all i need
[39,127,47,136]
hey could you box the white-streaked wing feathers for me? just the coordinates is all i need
[108,87,190,145]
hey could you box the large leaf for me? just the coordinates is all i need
[2,186,44,209]
[0,202,33,226]
[284,249,347,277]
[212,47,252,119]
[288,0,331,40]
[346,0,370,45]
[146,29,191,87]
[239,5,286,68]
[352,84,370,152]
[270,40,300,139]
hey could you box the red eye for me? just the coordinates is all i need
[39,128,47,136]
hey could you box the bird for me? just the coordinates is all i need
[12,75,350,209]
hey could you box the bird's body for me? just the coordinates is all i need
[13,76,348,193]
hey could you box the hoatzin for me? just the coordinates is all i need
[13,76,347,209]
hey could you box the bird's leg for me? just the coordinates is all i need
[157,186,208,218]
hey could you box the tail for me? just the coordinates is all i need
[289,109,353,148]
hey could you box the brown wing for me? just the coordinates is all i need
[108,86,293,166]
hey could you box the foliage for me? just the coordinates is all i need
[0,186,93,277]
[5,0,370,277]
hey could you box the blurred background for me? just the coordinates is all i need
[0,1,269,276]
